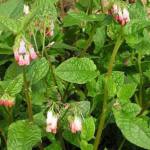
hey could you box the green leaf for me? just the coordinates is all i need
[63,12,106,27]
[62,130,80,147]
[0,74,23,96]
[86,79,97,97]
[5,62,23,80]
[113,103,150,150]
[7,120,41,150]
[93,27,106,54]
[117,83,137,103]
[32,81,46,105]
[111,71,124,91]
[55,57,97,84]
[44,141,62,150]
[144,69,150,79]
[27,58,49,84]
[0,15,19,33]
[75,101,91,116]
[81,117,95,141]
[0,0,23,18]
[80,140,93,150]
[0,43,13,54]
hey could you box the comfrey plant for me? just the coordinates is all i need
[0,0,150,150]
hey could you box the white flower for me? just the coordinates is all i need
[46,111,58,134]
[70,116,82,133]
[122,8,130,22]
[24,4,29,15]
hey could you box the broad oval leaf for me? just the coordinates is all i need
[113,103,150,150]
[7,120,41,150]
[55,57,97,84]
[27,58,49,84]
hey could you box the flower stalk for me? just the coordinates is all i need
[93,35,123,150]
[23,68,33,122]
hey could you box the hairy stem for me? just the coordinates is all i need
[93,35,123,150]
[23,68,33,122]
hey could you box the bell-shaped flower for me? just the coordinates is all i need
[46,111,58,134]
[70,116,82,133]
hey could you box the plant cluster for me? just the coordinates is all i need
[0,0,150,150]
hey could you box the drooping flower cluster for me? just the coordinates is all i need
[70,116,82,133]
[0,99,14,107]
[14,39,37,66]
[46,111,58,134]
[46,110,82,134]
[109,4,130,26]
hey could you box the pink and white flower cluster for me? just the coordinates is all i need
[110,4,130,26]
[14,39,37,66]
[46,110,82,134]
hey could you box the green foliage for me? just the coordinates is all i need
[7,120,41,150]
[27,58,49,84]
[81,117,95,141]
[113,103,150,150]
[55,57,98,84]
[0,0,149,150]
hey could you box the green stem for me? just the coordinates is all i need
[88,0,93,14]
[118,138,125,150]
[23,68,33,122]
[80,27,96,57]
[42,22,46,57]
[93,35,123,150]
[44,49,63,100]
[32,31,38,52]
[138,53,143,106]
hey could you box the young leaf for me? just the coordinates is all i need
[81,117,95,141]
[55,57,97,84]
[7,120,41,150]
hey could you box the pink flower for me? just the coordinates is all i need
[18,55,25,66]
[29,47,37,60]
[46,111,58,134]
[122,8,130,23]
[70,117,82,133]
[24,53,30,65]
[112,4,118,14]
[14,51,20,61]
[19,39,26,54]
[0,99,14,107]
